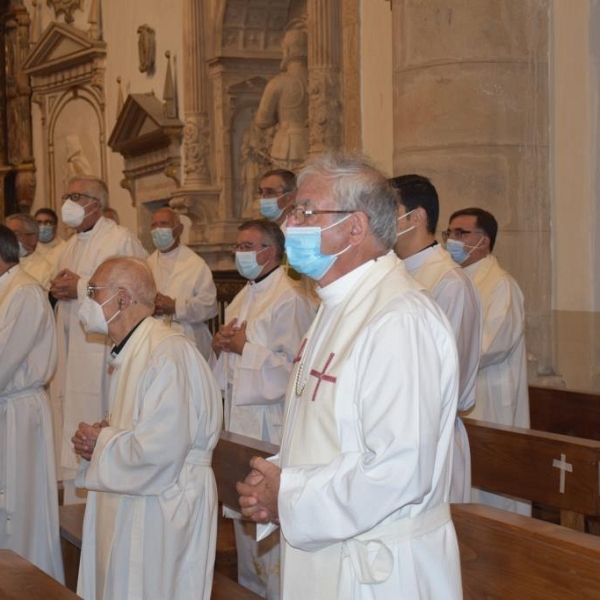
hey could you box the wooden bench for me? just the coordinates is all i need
[530,384,600,441]
[215,433,600,598]
[0,549,81,599]
[465,417,600,530]
[452,503,600,599]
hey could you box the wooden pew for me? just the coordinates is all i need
[215,432,600,598]
[464,417,600,530]
[453,503,600,599]
[529,384,600,441]
[0,549,81,599]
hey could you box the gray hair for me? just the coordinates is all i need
[297,153,399,249]
[6,213,39,235]
[67,175,109,209]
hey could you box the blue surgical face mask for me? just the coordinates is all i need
[38,225,54,244]
[18,241,31,258]
[151,227,175,252]
[260,197,284,221]
[235,247,269,280]
[285,215,352,281]
[445,238,482,264]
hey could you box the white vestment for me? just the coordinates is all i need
[147,244,217,360]
[37,236,66,270]
[464,254,531,515]
[50,217,146,483]
[404,244,482,502]
[277,252,462,599]
[0,265,64,582]
[21,249,55,289]
[76,318,223,600]
[213,267,315,599]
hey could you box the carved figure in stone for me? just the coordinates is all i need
[137,25,156,74]
[254,23,309,171]
[62,134,94,190]
[46,0,83,25]
[239,119,273,218]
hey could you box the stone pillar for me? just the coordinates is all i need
[307,0,343,154]
[182,0,211,186]
[391,0,551,377]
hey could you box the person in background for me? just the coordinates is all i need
[445,207,530,515]
[212,219,316,599]
[258,169,297,227]
[147,206,217,361]
[0,224,64,582]
[35,207,66,269]
[49,175,146,504]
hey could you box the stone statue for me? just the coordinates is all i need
[137,24,156,74]
[63,134,94,190]
[239,119,273,217]
[254,24,309,171]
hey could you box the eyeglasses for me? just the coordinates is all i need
[441,228,484,242]
[291,207,354,225]
[231,243,272,252]
[62,192,100,204]
[86,285,110,299]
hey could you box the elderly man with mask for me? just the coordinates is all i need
[390,174,482,503]
[212,219,315,599]
[445,207,530,516]
[72,256,222,600]
[147,207,217,360]
[238,154,462,599]
[5,213,55,288]
[49,175,146,504]
[34,207,65,269]
[0,225,63,582]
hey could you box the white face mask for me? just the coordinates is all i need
[78,292,120,336]
[396,209,416,239]
[62,199,91,228]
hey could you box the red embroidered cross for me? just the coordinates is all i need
[309,352,336,402]
[293,338,307,364]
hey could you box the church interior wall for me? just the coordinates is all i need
[20,0,600,391]
[26,0,185,237]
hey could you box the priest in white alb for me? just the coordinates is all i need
[147,206,217,360]
[238,154,463,599]
[212,219,316,598]
[391,174,482,503]
[49,175,146,504]
[72,256,223,600]
[0,225,63,582]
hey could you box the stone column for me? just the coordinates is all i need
[182,0,211,186]
[307,0,343,154]
[391,0,551,377]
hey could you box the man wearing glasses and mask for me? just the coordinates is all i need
[49,175,146,504]
[237,155,462,599]
[212,219,315,599]
[445,207,530,516]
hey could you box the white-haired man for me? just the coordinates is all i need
[238,154,462,599]
[72,256,222,600]
[49,175,146,503]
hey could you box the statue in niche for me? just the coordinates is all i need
[137,24,156,74]
[62,133,94,190]
[254,21,308,171]
[239,118,273,217]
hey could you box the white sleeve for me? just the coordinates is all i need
[175,261,218,323]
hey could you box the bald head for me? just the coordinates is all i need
[95,257,156,308]
[150,207,183,252]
